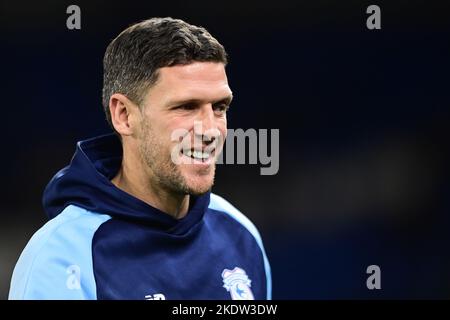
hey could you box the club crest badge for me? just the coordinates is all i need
[221,267,255,300]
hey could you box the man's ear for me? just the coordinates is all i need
[109,93,140,136]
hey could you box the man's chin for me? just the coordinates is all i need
[188,189,211,196]
[178,166,215,195]
[184,177,214,196]
[187,184,213,196]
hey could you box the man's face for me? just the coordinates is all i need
[136,62,232,196]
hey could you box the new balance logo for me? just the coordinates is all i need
[145,293,166,300]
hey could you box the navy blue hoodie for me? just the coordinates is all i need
[9,134,271,300]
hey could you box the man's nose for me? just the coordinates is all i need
[194,105,220,144]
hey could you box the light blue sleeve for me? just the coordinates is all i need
[209,193,272,300]
[8,205,111,300]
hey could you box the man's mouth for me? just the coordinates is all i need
[181,149,214,162]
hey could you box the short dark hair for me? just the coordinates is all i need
[102,17,228,129]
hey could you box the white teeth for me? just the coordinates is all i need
[184,150,210,160]
[193,150,210,159]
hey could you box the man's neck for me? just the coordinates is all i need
[111,157,190,220]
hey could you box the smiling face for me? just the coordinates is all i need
[135,62,232,196]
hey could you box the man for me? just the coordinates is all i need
[9,17,271,300]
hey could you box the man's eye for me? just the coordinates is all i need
[178,103,197,110]
[213,104,229,114]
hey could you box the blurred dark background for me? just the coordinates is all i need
[1,0,449,299]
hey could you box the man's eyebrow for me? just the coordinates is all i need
[213,95,233,105]
[168,95,233,107]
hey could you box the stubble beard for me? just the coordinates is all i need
[138,118,214,196]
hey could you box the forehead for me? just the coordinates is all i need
[149,62,231,102]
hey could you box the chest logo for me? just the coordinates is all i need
[221,267,255,300]
[145,293,166,300]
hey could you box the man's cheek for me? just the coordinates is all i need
[170,128,190,165]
